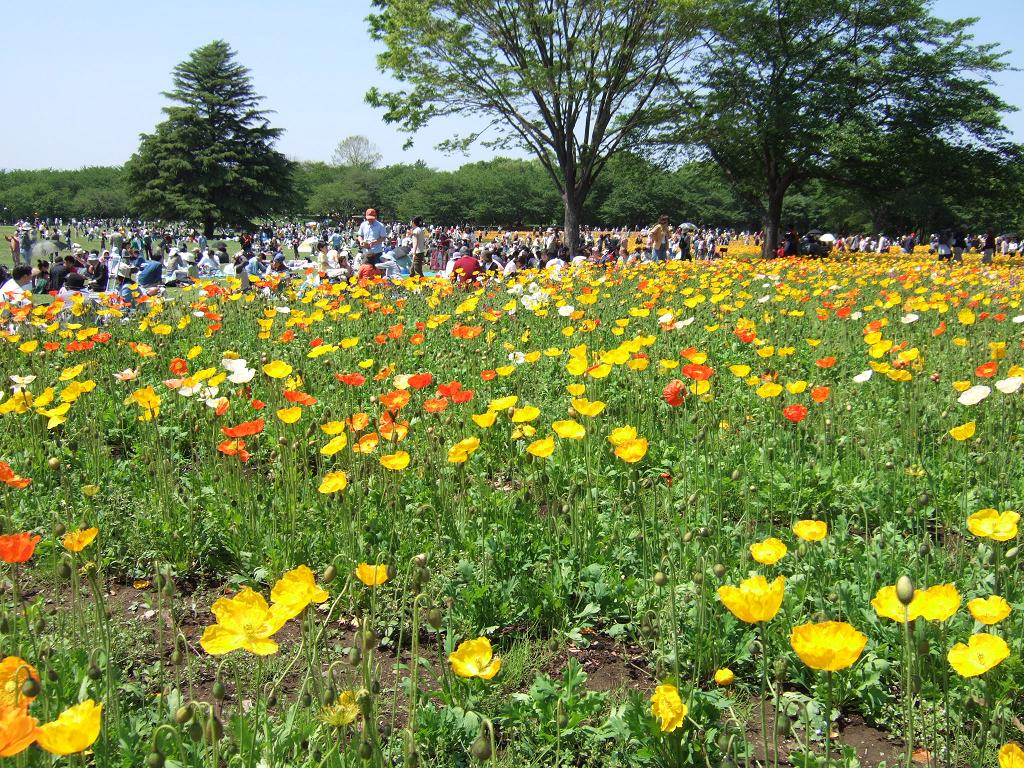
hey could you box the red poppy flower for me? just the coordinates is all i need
[734,328,757,343]
[221,418,265,438]
[309,337,324,348]
[408,372,434,390]
[810,386,830,404]
[91,332,112,343]
[452,389,474,404]
[975,361,998,378]
[932,321,946,337]
[169,358,188,376]
[283,390,318,406]
[836,307,852,319]
[660,472,673,487]
[43,342,61,351]
[251,399,266,410]
[437,381,463,397]
[783,404,808,423]
[815,357,836,369]
[215,399,230,417]
[681,363,714,381]
[335,373,366,386]
[0,532,41,564]
[663,379,688,407]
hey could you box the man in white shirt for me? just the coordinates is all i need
[0,265,32,305]
[409,217,427,277]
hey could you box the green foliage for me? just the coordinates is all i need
[123,40,297,236]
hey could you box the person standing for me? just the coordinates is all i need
[358,208,387,263]
[648,215,670,261]
[409,216,427,277]
[982,230,996,265]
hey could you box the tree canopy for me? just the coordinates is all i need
[331,135,383,169]
[366,0,699,252]
[124,40,296,237]
[675,0,1015,255]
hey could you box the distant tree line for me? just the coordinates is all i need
[2,153,1020,235]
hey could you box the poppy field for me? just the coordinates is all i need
[1,248,1023,767]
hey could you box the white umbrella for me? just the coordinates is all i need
[679,222,697,231]
[819,233,836,243]
[297,236,319,255]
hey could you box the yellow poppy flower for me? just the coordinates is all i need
[0,657,39,709]
[915,584,961,622]
[790,621,867,671]
[756,382,783,398]
[750,537,788,565]
[552,420,586,440]
[318,471,348,494]
[948,421,976,441]
[380,451,410,470]
[449,637,501,679]
[614,437,648,463]
[199,588,289,656]
[729,364,751,377]
[511,406,540,423]
[35,700,102,756]
[276,406,302,424]
[967,508,1019,541]
[793,520,828,542]
[447,437,481,463]
[650,684,687,732]
[566,383,585,396]
[270,565,329,619]
[488,395,518,411]
[62,527,98,553]
[947,633,1010,677]
[718,575,785,624]
[714,668,735,686]
[320,434,348,455]
[262,360,293,379]
[607,425,637,446]
[471,411,498,428]
[355,563,389,587]
[527,436,555,458]
[999,742,1024,768]
[967,595,1011,625]
[571,398,606,417]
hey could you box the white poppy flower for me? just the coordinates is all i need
[995,376,1023,394]
[228,367,256,384]
[558,305,575,317]
[957,385,990,406]
[10,375,36,385]
[901,314,919,324]
[853,370,873,383]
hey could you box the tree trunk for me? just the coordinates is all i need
[203,216,215,239]
[562,191,582,256]
[762,186,784,258]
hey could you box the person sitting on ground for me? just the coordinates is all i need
[136,253,164,288]
[357,253,383,284]
[452,247,481,284]
[85,252,109,292]
[48,254,78,293]
[56,271,94,305]
[197,248,222,277]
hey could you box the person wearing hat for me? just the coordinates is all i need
[86,252,109,292]
[56,271,94,305]
[114,262,138,306]
[198,248,221,277]
[358,208,387,261]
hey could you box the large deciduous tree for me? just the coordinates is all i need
[125,40,296,237]
[680,0,1012,257]
[331,135,383,169]
[366,0,698,253]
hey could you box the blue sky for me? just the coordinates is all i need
[0,0,1020,171]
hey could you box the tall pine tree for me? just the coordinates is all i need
[126,40,296,236]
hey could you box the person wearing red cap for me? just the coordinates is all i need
[358,208,387,261]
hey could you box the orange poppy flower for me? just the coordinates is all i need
[353,432,380,454]
[335,373,366,386]
[221,418,265,438]
[0,462,31,490]
[387,323,405,339]
[283,390,317,406]
[379,390,411,412]
[217,439,251,463]
[815,357,836,369]
[480,369,498,381]
[168,358,188,376]
[250,399,266,410]
[347,412,370,432]
[423,398,449,414]
[410,333,426,345]
[976,361,998,378]
[0,532,41,564]
[810,386,830,403]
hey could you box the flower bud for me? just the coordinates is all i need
[653,571,668,587]
[896,575,915,606]
[146,751,165,768]
[426,608,443,629]
[174,705,193,724]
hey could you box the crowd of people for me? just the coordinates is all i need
[2,212,1021,309]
